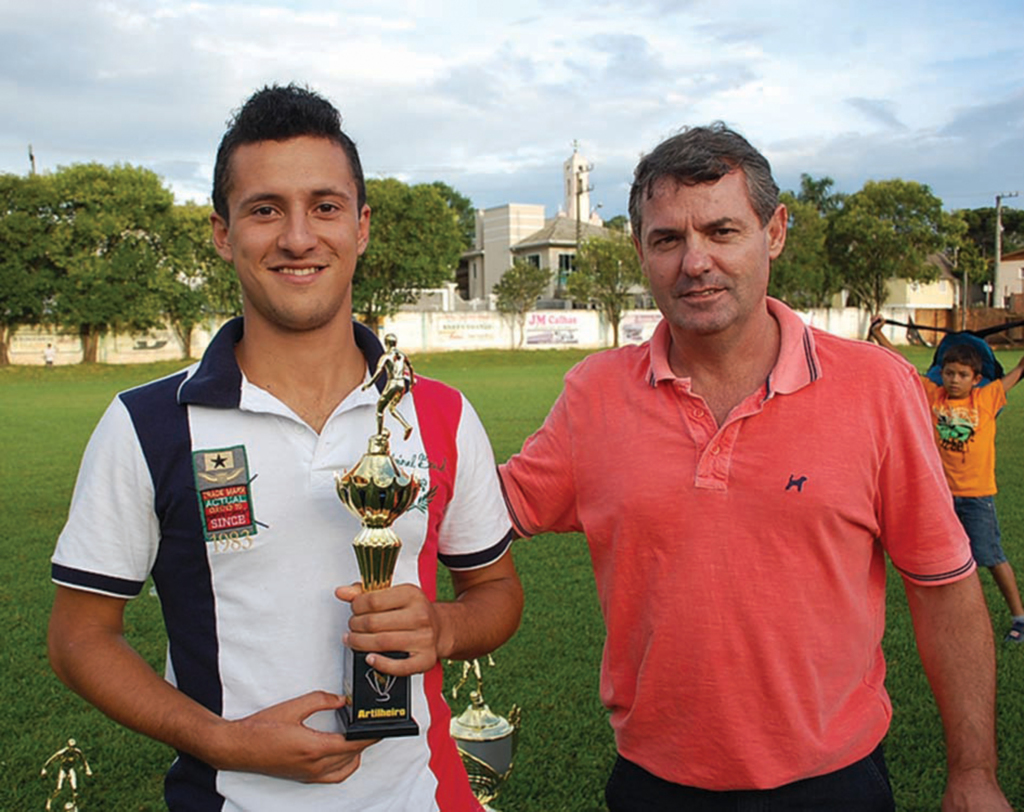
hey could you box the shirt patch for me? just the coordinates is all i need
[192,446,258,542]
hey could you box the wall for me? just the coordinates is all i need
[9,322,218,366]
[8,305,952,365]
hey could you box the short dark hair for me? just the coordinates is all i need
[628,122,779,238]
[942,343,983,376]
[212,83,365,221]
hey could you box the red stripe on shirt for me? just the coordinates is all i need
[412,378,482,812]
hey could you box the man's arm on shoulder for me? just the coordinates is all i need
[902,574,1011,811]
[48,586,373,783]
[868,315,899,353]
[339,548,523,676]
[999,355,1024,392]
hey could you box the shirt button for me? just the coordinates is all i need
[711,446,721,455]
[693,409,705,419]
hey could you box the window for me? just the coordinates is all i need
[526,254,541,268]
[557,253,574,288]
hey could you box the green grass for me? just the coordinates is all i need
[2,345,1023,811]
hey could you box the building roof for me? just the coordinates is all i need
[1000,247,1024,262]
[512,217,610,251]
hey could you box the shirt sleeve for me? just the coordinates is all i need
[436,395,515,571]
[498,383,582,538]
[51,397,160,598]
[877,365,975,586]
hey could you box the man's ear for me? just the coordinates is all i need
[767,203,787,260]
[356,204,371,256]
[210,212,233,264]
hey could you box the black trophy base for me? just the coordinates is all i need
[340,649,419,740]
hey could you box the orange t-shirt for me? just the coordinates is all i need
[921,377,1006,497]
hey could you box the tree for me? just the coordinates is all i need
[960,206,1024,257]
[603,214,630,234]
[826,179,955,316]
[47,163,174,362]
[155,201,239,359]
[568,234,644,347]
[428,181,476,251]
[768,192,839,309]
[797,173,846,216]
[0,172,57,365]
[493,259,552,347]
[355,178,463,332]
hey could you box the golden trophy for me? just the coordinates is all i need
[41,739,92,811]
[449,656,521,811]
[334,334,420,739]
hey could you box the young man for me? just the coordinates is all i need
[48,84,522,812]
[500,124,1010,809]
[870,318,1024,644]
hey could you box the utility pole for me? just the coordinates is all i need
[954,247,966,330]
[28,143,36,175]
[995,191,1019,307]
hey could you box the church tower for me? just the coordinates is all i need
[563,141,595,224]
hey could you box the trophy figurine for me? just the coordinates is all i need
[449,656,521,811]
[41,739,92,811]
[334,334,421,739]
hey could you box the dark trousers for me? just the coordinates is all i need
[605,745,895,811]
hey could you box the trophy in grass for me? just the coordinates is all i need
[41,739,92,811]
[449,655,521,811]
[334,334,421,739]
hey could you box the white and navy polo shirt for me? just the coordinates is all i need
[53,318,513,812]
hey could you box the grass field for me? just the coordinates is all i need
[1,344,1023,811]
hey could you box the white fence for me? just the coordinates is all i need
[8,306,919,365]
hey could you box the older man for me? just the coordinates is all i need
[500,123,1008,810]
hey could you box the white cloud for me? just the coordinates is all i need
[0,0,1022,216]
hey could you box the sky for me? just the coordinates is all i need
[2,0,1023,220]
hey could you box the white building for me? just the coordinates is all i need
[459,144,610,304]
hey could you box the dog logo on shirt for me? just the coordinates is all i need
[786,474,808,493]
[193,446,258,544]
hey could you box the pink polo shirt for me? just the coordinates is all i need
[500,298,973,791]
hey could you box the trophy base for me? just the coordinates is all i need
[340,649,420,740]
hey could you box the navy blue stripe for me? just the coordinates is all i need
[178,319,243,408]
[895,557,975,583]
[51,563,144,598]
[353,321,386,393]
[439,528,516,571]
[165,755,223,811]
[803,328,819,381]
[120,373,223,810]
[497,470,531,540]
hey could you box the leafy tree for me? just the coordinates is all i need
[769,192,838,309]
[493,259,552,347]
[956,206,1024,265]
[0,172,57,365]
[355,178,463,332]
[826,179,954,316]
[798,173,845,215]
[47,163,174,362]
[429,181,476,251]
[567,233,644,347]
[603,214,630,234]
[155,201,239,359]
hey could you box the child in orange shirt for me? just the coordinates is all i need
[870,317,1024,643]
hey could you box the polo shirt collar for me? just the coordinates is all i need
[646,297,821,395]
[178,317,385,407]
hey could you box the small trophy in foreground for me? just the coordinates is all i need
[449,656,521,811]
[41,738,92,811]
[334,334,420,740]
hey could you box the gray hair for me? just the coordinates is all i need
[628,122,780,238]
